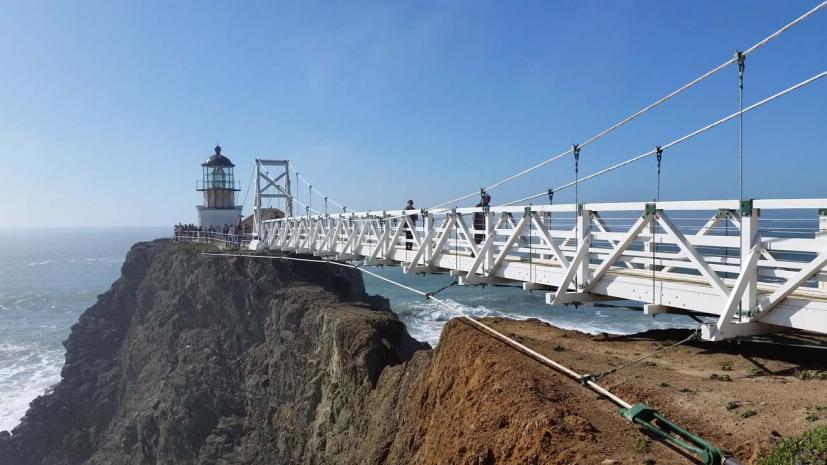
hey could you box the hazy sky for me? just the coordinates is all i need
[1,0,825,228]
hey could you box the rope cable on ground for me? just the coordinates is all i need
[200,250,742,463]
[590,328,700,382]
[203,251,632,409]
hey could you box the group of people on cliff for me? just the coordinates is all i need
[173,223,252,246]
[401,193,491,251]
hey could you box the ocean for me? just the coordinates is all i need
[0,228,697,432]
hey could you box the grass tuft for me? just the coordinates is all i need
[759,425,827,465]
[797,370,827,381]
[740,409,758,418]
[634,436,650,454]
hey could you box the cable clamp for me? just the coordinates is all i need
[547,188,554,205]
[579,373,595,385]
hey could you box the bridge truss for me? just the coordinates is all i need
[251,198,827,341]
[242,2,827,342]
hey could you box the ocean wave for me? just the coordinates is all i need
[28,260,57,267]
[0,342,63,432]
[395,296,698,347]
[69,257,124,264]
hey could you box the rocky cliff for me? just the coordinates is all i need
[7,239,779,465]
[0,240,425,465]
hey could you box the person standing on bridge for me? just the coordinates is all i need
[403,199,419,251]
[473,193,491,245]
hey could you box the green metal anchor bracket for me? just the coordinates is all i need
[619,403,736,465]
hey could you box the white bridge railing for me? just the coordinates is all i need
[252,198,827,340]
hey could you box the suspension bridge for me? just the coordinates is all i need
[239,1,827,345]
[193,4,827,463]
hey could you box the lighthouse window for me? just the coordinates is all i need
[211,167,226,187]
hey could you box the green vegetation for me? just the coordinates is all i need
[806,412,819,422]
[726,401,740,411]
[721,361,733,371]
[797,369,827,381]
[634,436,650,454]
[679,387,695,394]
[749,365,766,376]
[740,409,758,418]
[758,425,827,465]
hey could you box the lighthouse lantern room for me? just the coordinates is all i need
[197,145,242,228]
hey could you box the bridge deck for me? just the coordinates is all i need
[254,198,827,340]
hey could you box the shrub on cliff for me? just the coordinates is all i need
[759,425,827,465]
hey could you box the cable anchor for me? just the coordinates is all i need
[655,146,663,173]
[572,144,580,171]
[736,50,745,89]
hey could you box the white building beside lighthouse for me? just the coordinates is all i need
[197,145,243,228]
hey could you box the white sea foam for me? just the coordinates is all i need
[395,297,698,347]
[0,342,63,432]
[28,260,57,267]
[68,257,123,265]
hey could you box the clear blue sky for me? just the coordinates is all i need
[1,0,825,228]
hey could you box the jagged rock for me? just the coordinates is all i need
[0,240,424,465]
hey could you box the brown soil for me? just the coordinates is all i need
[410,317,827,465]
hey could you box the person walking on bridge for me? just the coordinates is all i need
[403,199,419,251]
[473,193,491,245]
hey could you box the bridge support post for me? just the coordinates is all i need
[740,200,758,319]
[576,205,591,290]
[484,206,494,274]
[424,211,434,267]
[818,209,827,291]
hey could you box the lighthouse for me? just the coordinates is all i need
[197,145,243,229]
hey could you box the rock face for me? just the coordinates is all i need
[0,240,679,465]
[0,240,424,465]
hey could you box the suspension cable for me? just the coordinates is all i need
[737,50,746,201]
[426,1,827,211]
[328,68,827,223]
[241,166,255,215]
[291,163,351,212]
[573,144,581,290]
[653,146,663,305]
[504,69,827,205]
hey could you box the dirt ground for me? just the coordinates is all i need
[459,316,827,464]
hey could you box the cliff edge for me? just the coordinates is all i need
[0,240,424,465]
[4,240,824,465]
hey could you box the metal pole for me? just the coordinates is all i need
[737,51,745,201]
[254,160,262,239]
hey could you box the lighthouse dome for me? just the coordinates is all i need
[202,145,235,167]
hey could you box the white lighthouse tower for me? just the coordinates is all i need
[197,145,243,228]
